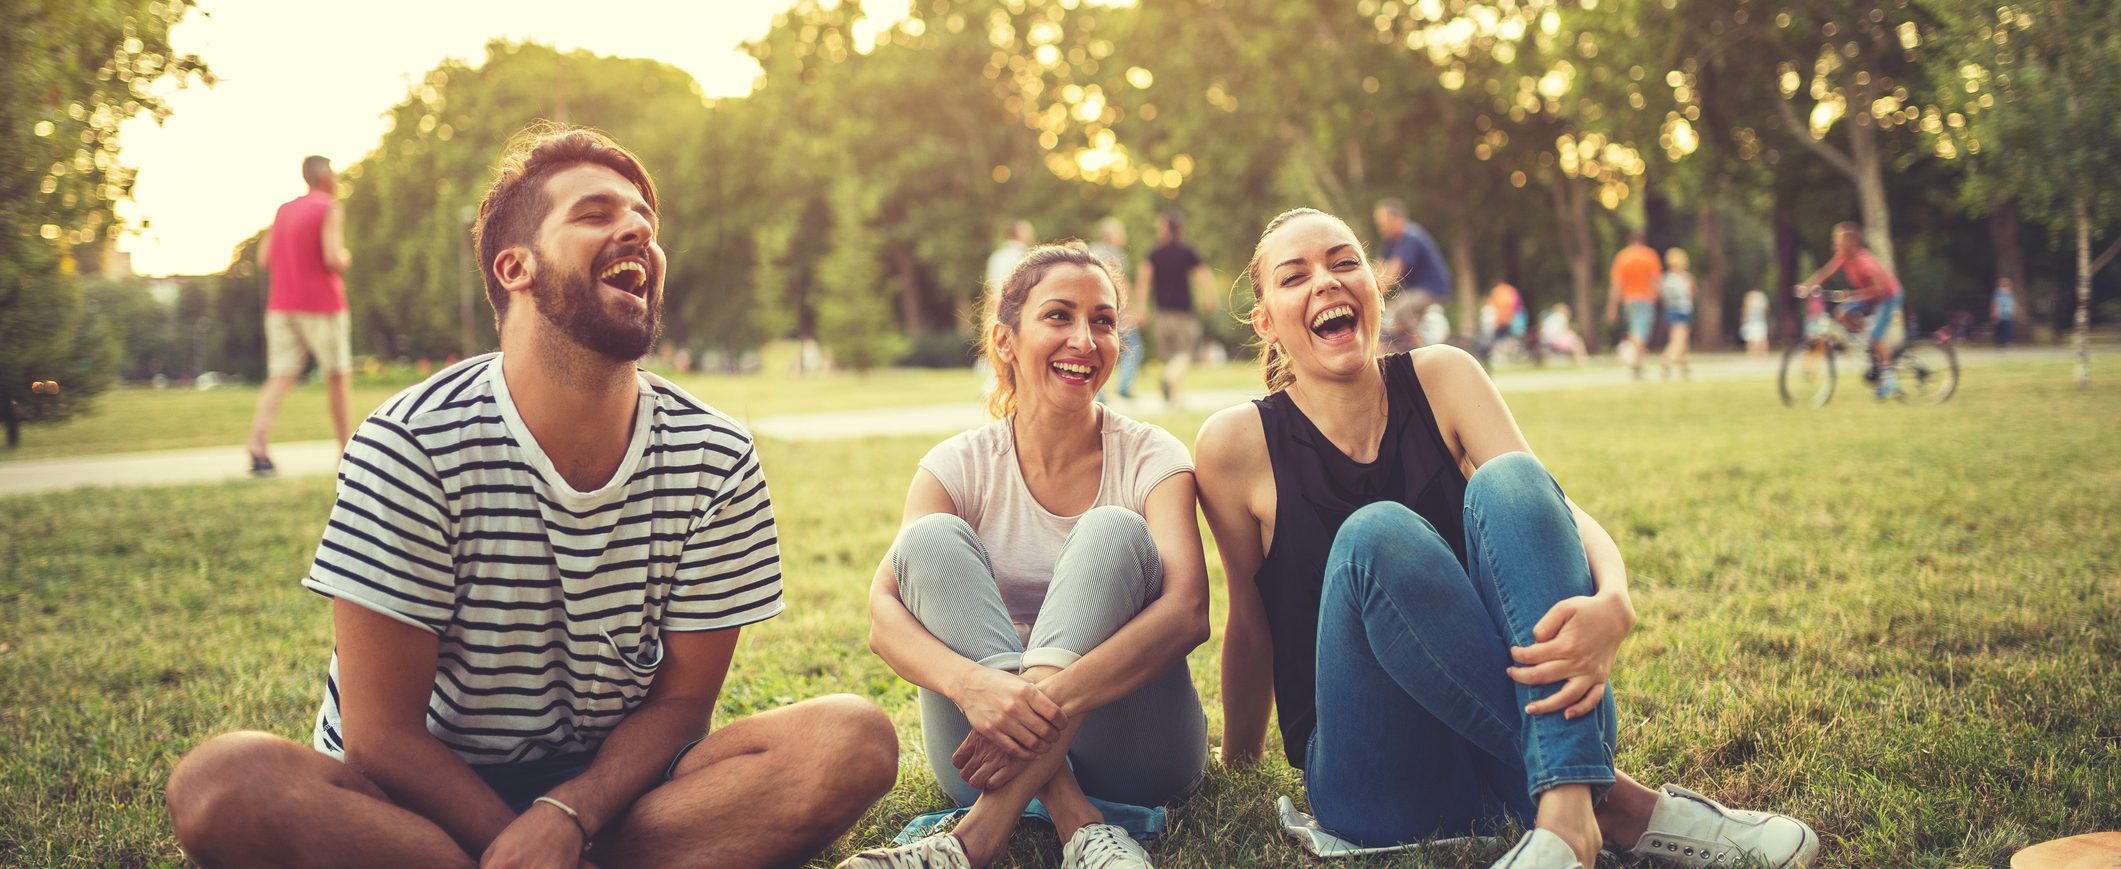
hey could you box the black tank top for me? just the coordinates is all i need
[1252,352,1468,768]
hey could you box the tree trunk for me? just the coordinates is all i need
[895,247,925,338]
[1450,173,1478,335]
[3,399,18,449]
[1848,115,1896,274]
[1451,229,1477,338]
[1693,186,1727,349]
[2075,198,2092,389]
[1989,200,2029,326]
[1775,189,1803,344]
[1550,170,1599,353]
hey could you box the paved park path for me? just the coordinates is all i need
[0,346,2090,498]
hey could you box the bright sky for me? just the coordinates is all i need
[115,0,910,276]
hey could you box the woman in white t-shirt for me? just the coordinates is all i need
[840,244,1210,869]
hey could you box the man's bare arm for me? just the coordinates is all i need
[323,202,352,274]
[333,600,516,857]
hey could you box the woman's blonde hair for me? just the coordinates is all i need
[979,242,1126,418]
[1241,207,1364,394]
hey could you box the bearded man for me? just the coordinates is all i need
[165,126,897,869]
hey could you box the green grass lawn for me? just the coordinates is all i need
[0,356,1265,463]
[2,359,2116,867]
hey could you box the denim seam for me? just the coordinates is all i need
[1330,557,1524,745]
[1464,494,1544,779]
[1530,765,1618,795]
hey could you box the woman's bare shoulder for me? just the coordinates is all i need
[1194,403,1269,483]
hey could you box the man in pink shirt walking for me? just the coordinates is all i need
[247,156,354,474]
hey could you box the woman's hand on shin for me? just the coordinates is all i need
[949,665,1067,759]
[952,731,1032,790]
[1505,592,1635,720]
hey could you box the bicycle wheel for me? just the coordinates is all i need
[1891,339,1958,403]
[1780,338,1836,407]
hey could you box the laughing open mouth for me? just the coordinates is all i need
[1309,303,1357,340]
[1051,360,1097,385]
[599,260,649,297]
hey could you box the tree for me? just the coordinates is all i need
[1,0,207,446]
[1920,0,2121,387]
[1743,1,1933,274]
[337,43,718,360]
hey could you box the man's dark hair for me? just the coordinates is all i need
[1374,198,1408,218]
[301,156,333,188]
[1159,210,1184,239]
[471,124,658,325]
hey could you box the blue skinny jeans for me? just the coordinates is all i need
[1304,451,1618,847]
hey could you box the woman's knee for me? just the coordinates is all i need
[1059,505,1160,593]
[893,512,986,592]
[1466,451,1555,503]
[1331,502,1452,567]
[1327,503,1462,599]
[1071,506,1154,555]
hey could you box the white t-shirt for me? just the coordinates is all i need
[916,407,1191,626]
[303,354,783,765]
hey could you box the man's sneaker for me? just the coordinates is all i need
[249,454,277,477]
[1489,829,1583,869]
[1876,370,1903,401]
[1060,823,1153,868]
[834,833,971,869]
[1629,785,1819,868]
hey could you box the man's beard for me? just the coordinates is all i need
[528,246,661,363]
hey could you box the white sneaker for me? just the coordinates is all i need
[1060,823,1154,868]
[1489,829,1583,869]
[835,833,972,869]
[1629,785,1820,868]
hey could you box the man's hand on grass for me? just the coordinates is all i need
[1506,592,1636,720]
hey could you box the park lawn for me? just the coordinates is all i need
[0,357,1264,463]
[2,359,2116,867]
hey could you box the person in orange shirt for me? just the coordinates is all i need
[1603,232,1663,380]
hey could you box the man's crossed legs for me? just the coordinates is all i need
[166,695,897,868]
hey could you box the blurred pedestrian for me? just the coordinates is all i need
[987,219,1035,293]
[1137,211,1215,409]
[1541,303,1589,366]
[1091,217,1144,402]
[1373,197,1452,342]
[1991,277,2018,349]
[1481,283,1526,366]
[247,155,354,475]
[1603,231,1662,380]
[1739,289,1770,356]
[1659,247,1695,380]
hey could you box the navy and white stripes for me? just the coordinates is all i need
[305,354,782,764]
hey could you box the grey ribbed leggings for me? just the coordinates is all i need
[893,507,1208,807]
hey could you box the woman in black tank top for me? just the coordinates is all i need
[1194,209,1818,869]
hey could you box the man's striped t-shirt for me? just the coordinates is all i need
[304,354,782,765]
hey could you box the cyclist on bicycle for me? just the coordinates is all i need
[1799,222,1905,399]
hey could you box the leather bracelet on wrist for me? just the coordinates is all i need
[531,795,593,853]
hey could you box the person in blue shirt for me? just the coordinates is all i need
[1374,198,1453,347]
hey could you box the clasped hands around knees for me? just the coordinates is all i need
[947,665,1070,790]
[1505,592,1636,720]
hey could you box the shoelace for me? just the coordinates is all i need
[857,836,965,869]
[1073,826,1143,868]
